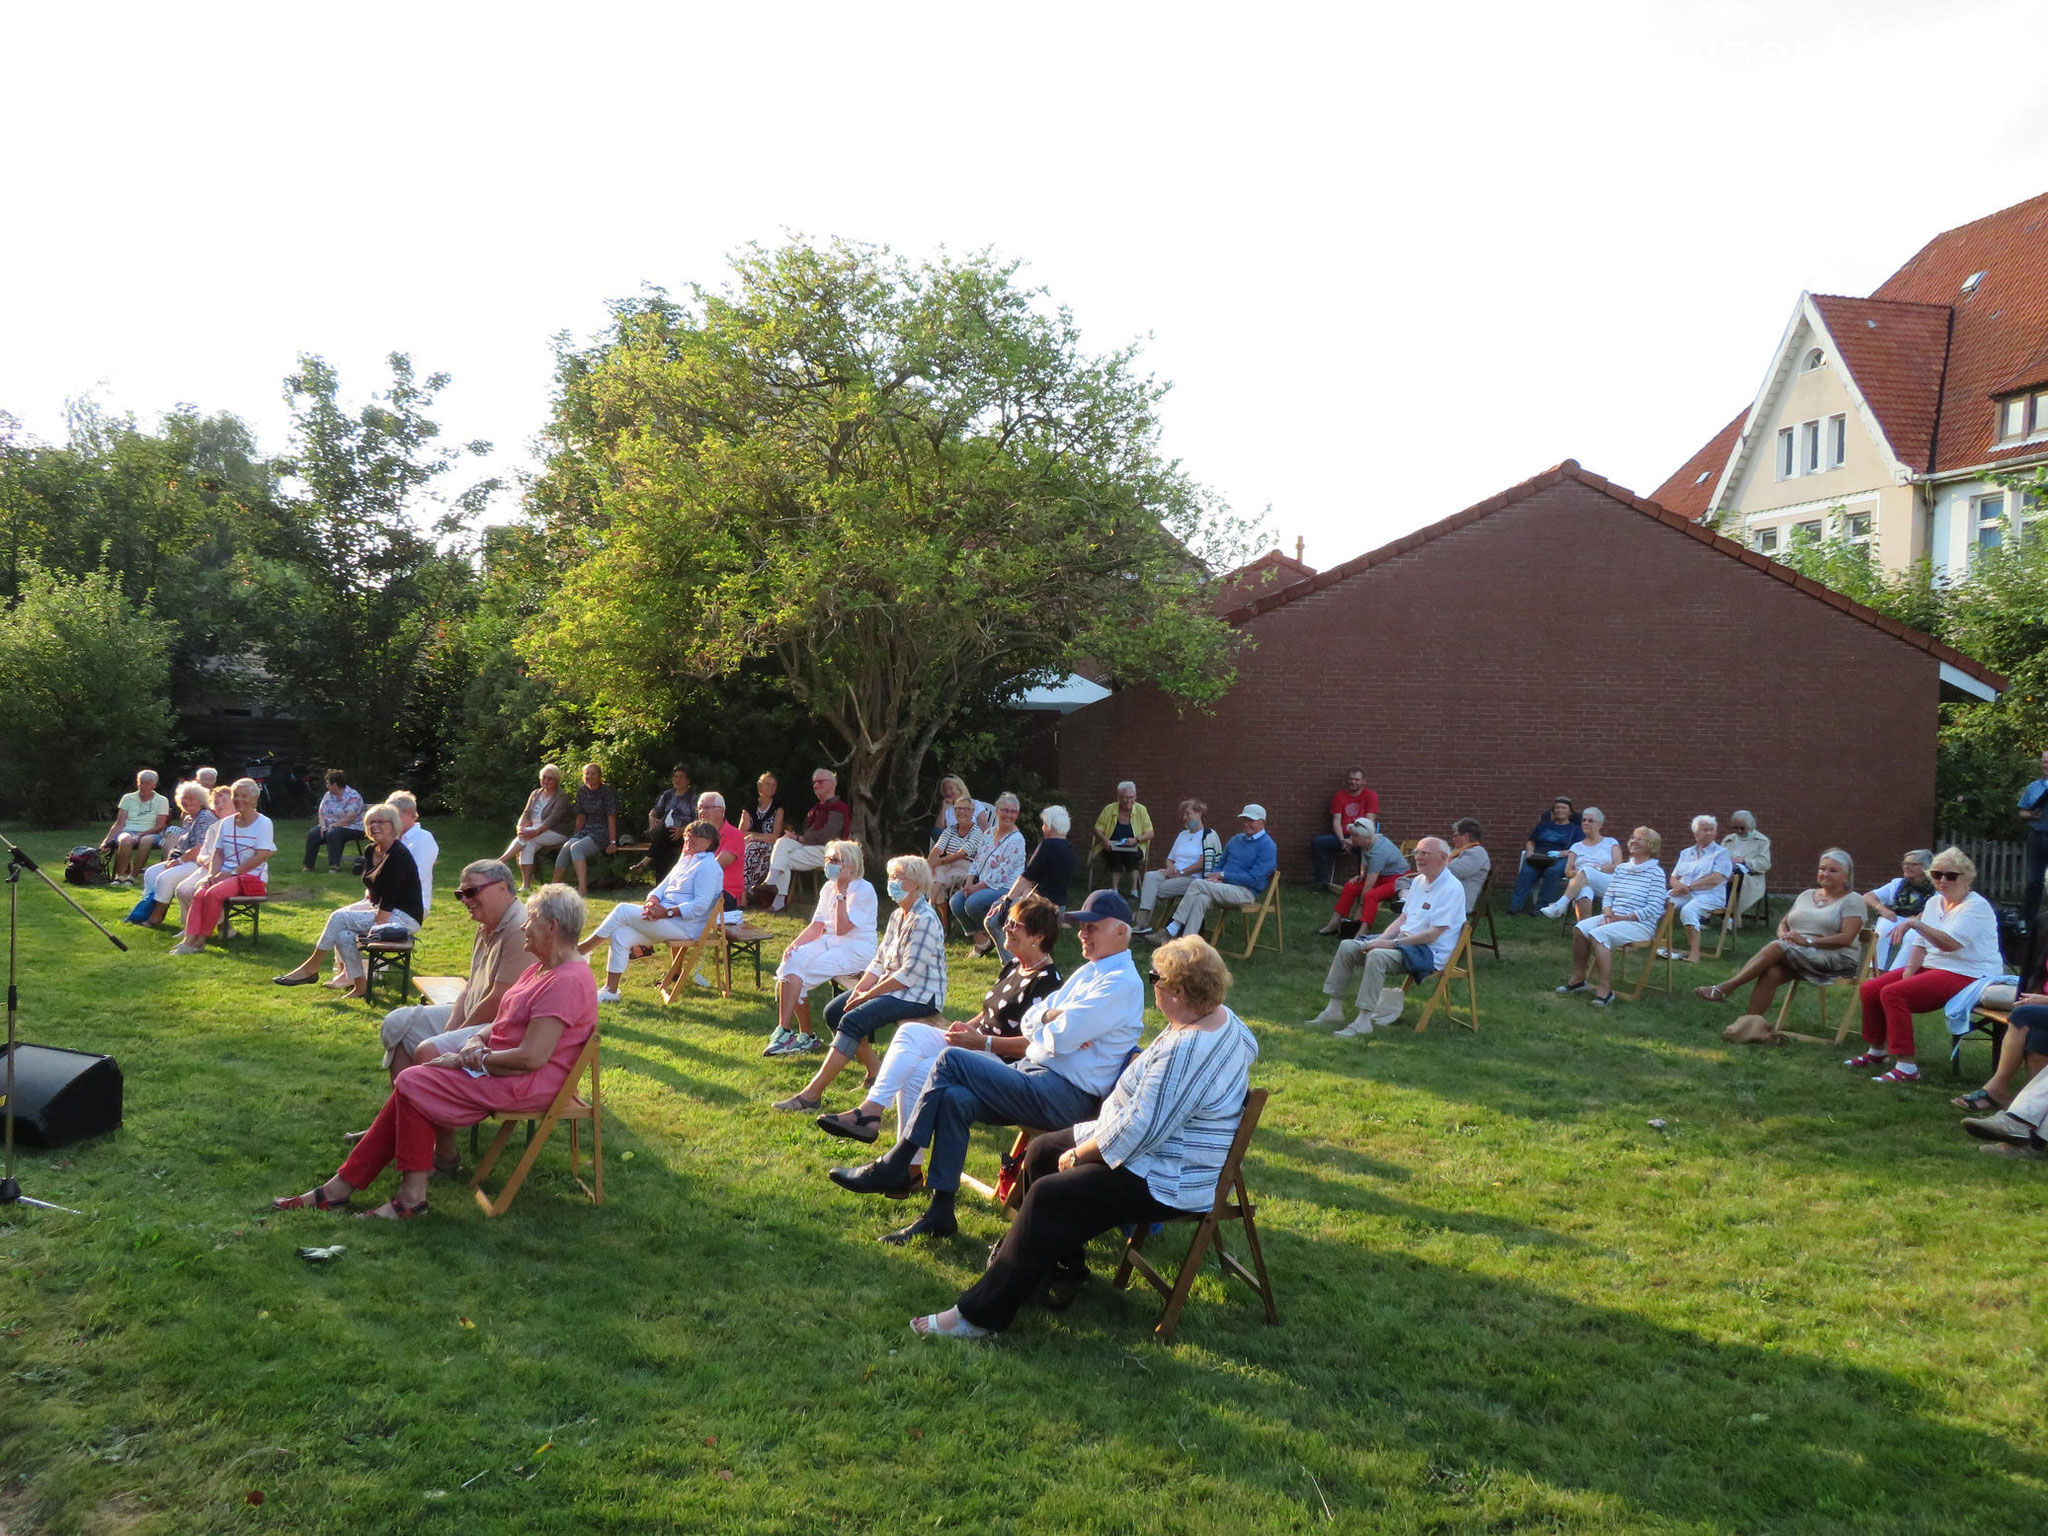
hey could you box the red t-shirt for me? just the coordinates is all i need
[1328,787,1380,826]
[716,822,746,903]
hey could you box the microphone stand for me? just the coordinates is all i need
[1,834,117,1214]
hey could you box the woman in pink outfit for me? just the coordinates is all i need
[272,883,599,1220]
[170,778,276,954]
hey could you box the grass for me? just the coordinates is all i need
[1,819,2045,1535]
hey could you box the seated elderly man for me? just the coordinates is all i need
[1136,805,1276,941]
[1958,989,2048,1150]
[1309,837,1466,1036]
[826,890,1146,1246]
[100,770,171,885]
[1660,815,1734,965]
[1556,826,1665,1005]
[576,820,724,1003]
[1315,816,1408,936]
[758,768,853,913]
[389,790,438,916]
[1721,810,1772,916]
[365,860,531,1161]
[302,769,366,873]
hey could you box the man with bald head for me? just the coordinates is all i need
[1309,836,1467,1036]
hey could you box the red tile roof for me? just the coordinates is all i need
[1222,460,2007,690]
[1210,548,1315,614]
[1809,295,1952,472]
[1649,411,1745,518]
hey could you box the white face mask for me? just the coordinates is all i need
[824,861,844,880]
[886,879,908,902]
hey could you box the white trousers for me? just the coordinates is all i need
[1874,915,1909,972]
[380,1002,456,1071]
[511,828,567,868]
[775,933,877,989]
[1672,892,1726,931]
[1578,914,1654,948]
[589,901,704,975]
[1322,940,1412,1021]
[1171,880,1256,935]
[766,839,829,895]
[866,1021,952,1158]
[321,905,420,979]
[1139,870,1194,916]
[143,858,200,905]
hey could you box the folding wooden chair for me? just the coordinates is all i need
[1469,879,1501,961]
[1613,908,1677,1001]
[1208,871,1283,959]
[471,1030,603,1217]
[1408,924,1477,1032]
[658,895,732,1003]
[1112,1087,1279,1343]
[1773,932,1876,1044]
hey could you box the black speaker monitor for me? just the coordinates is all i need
[4,1044,123,1148]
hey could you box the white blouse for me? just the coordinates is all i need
[1904,891,2004,980]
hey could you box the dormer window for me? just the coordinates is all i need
[1995,390,2048,443]
[1803,348,1825,371]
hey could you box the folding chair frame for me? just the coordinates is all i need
[471,1030,603,1217]
[1469,879,1501,961]
[1208,871,1284,960]
[1112,1087,1279,1343]
[1409,924,1478,1032]
[659,895,732,1003]
[1613,907,1677,1002]
[1773,932,1877,1045]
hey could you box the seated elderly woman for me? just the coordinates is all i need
[1659,814,1734,965]
[1134,799,1221,933]
[1722,810,1773,915]
[1693,849,1864,1013]
[1867,849,1937,973]
[100,769,171,885]
[773,855,950,1113]
[1537,806,1619,920]
[126,781,215,925]
[1314,816,1408,936]
[762,841,880,1057]
[951,794,1027,946]
[1555,827,1664,1006]
[575,820,724,1002]
[1849,847,2004,1085]
[302,768,366,874]
[273,884,598,1220]
[814,893,1065,1150]
[502,763,578,894]
[927,796,991,904]
[908,934,1259,1339]
[170,779,277,954]
[1092,781,1152,898]
[982,805,1078,962]
[270,802,423,996]
[154,784,236,929]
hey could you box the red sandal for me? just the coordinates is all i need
[1870,1067,1921,1085]
[1842,1051,1888,1069]
[272,1187,351,1212]
[356,1199,430,1220]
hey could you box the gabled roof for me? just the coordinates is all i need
[1809,294,1952,472]
[1650,411,1745,518]
[1210,547,1315,614]
[1222,460,2007,690]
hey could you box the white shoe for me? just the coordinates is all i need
[1538,898,1567,919]
[1332,1018,1375,1038]
[1307,1000,1347,1026]
[596,988,622,1003]
[693,970,713,990]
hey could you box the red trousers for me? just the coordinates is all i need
[337,1087,438,1185]
[1337,875,1400,926]
[1858,967,1971,1057]
[182,872,265,940]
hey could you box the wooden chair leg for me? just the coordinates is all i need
[1153,1215,1220,1342]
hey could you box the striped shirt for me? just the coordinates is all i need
[1603,859,1666,922]
[1077,1009,1260,1211]
[972,828,1028,891]
[932,823,991,869]
[869,897,948,1008]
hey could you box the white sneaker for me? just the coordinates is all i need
[596,988,622,1003]
[1306,1000,1348,1026]
[1538,898,1567,919]
[1332,1018,1375,1038]
[762,1027,796,1057]
[693,970,713,990]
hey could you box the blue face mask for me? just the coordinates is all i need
[1186,817,1201,831]
[823,861,843,880]
[886,879,908,902]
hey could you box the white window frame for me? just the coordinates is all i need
[1843,510,1873,544]
[1775,427,1795,480]
[1753,526,1779,554]
[1827,414,1847,468]
[1801,420,1822,474]
[1973,491,2007,553]
[1792,518,1823,545]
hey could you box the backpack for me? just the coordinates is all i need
[65,846,109,886]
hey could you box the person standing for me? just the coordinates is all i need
[2018,750,2048,988]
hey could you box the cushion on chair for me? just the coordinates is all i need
[1980,983,2017,1010]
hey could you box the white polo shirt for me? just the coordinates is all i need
[1391,867,1467,969]
[402,822,440,915]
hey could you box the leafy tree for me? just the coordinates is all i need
[522,239,1260,846]
[0,563,174,824]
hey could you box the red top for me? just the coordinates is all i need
[801,798,852,845]
[1328,787,1379,824]
[716,821,746,902]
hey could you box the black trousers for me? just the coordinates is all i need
[303,824,356,870]
[2022,832,2048,988]
[955,1127,1178,1333]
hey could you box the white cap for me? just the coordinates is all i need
[1349,817,1374,834]
[1238,804,1266,820]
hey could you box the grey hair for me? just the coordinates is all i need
[1116,780,1137,796]
[1817,847,1855,887]
[1581,806,1604,826]
[888,854,934,896]
[364,802,402,834]
[1691,814,1718,835]
[231,776,260,801]
[696,790,725,810]
[994,792,1021,813]
[138,769,159,783]
[824,838,863,877]
[173,780,205,806]
[526,881,585,939]
[1041,804,1072,836]
[386,790,418,817]
[539,762,562,782]
[1352,815,1377,836]
[1731,809,1756,832]
[1904,848,1934,868]
[462,858,516,890]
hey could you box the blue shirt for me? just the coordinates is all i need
[1527,814,1581,855]
[2020,779,2048,831]
[1214,830,1276,892]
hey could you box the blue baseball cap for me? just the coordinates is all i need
[1063,889,1134,926]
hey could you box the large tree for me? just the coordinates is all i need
[523,239,1259,845]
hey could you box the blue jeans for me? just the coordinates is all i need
[902,1049,1100,1193]
[824,990,940,1057]
[1509,856,1565,913]
[951,887,1001,934]
[1310,833,1346,886]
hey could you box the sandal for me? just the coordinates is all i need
[1842,1051,1888,1069]
[357,1199,430,1220]
[272,1186,351,1212]
[1694,984,1730,1002]
[772,1093,823,1114]
[1870,1067,1921,1085]
[816,1107,881,1143]
[1952,1088,2009,1112]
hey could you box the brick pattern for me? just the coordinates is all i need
[1057,477,1941,891]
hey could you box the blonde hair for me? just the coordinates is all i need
[825,839,864,878]
[888,854,933,898]
[1930,846,1976,881]
[1151,935,1233,1014]
[1633,826,1663,856]
[364,802,402,835]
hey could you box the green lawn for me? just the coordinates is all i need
[1,821,2044,1535]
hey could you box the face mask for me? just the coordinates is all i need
[824,862,843,880]
[886,879,908,902]
[1186,817,1201,831]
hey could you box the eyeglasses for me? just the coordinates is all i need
[1145,970,1161,984]
[456,886,488,900]
[1931,870,1963,881]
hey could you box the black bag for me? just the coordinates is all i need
[65,846,109,886]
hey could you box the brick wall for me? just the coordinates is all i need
[1056,478,1939,893]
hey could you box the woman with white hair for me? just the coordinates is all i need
[1659,814,1734,965]
[1721,810,1772,916]
[126,781,216,925]
[1867,850,1937,972]
[503,764,577,893]
[270,803,422,995]
[273,883,597,1221]
[1850,847,2001,1084]
[982,805,1078,962]
[1694,848,1863,1013]
[1539,807,1621,920]
[1091,782,1152,898]
[100,769,170,885]
[577,820,725,1002]
[763,840,879,1057]
[170,778,276,955]
[774,855,950,1112]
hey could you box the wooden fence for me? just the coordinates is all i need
[1938,830,2038,904]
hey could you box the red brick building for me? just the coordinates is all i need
[1053,462,2005,890]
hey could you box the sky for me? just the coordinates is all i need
[7,0,2048,571]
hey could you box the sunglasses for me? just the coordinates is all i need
[1146,970,1162,985]
[1931,870,1963,881]
[456,884,498,901]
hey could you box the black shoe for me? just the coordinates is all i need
[878,1209,959,1245]
[828,1155,919,1197]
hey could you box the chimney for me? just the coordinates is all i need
[1294,535,1305,563]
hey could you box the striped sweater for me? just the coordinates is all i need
[1603,858,1667,923]
[1076,1009,1260,1211]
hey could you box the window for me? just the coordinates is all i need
[1844,511,1873,543]
[1792,519,1823,545]
[1999,398,2028,441]
[1776,427,1795,479]
[1804,348,1825,371]
[1974,492,2006,551]
[1753,527,1779,554]
[1801,419,1823,473]
[1828,414,1847,467]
